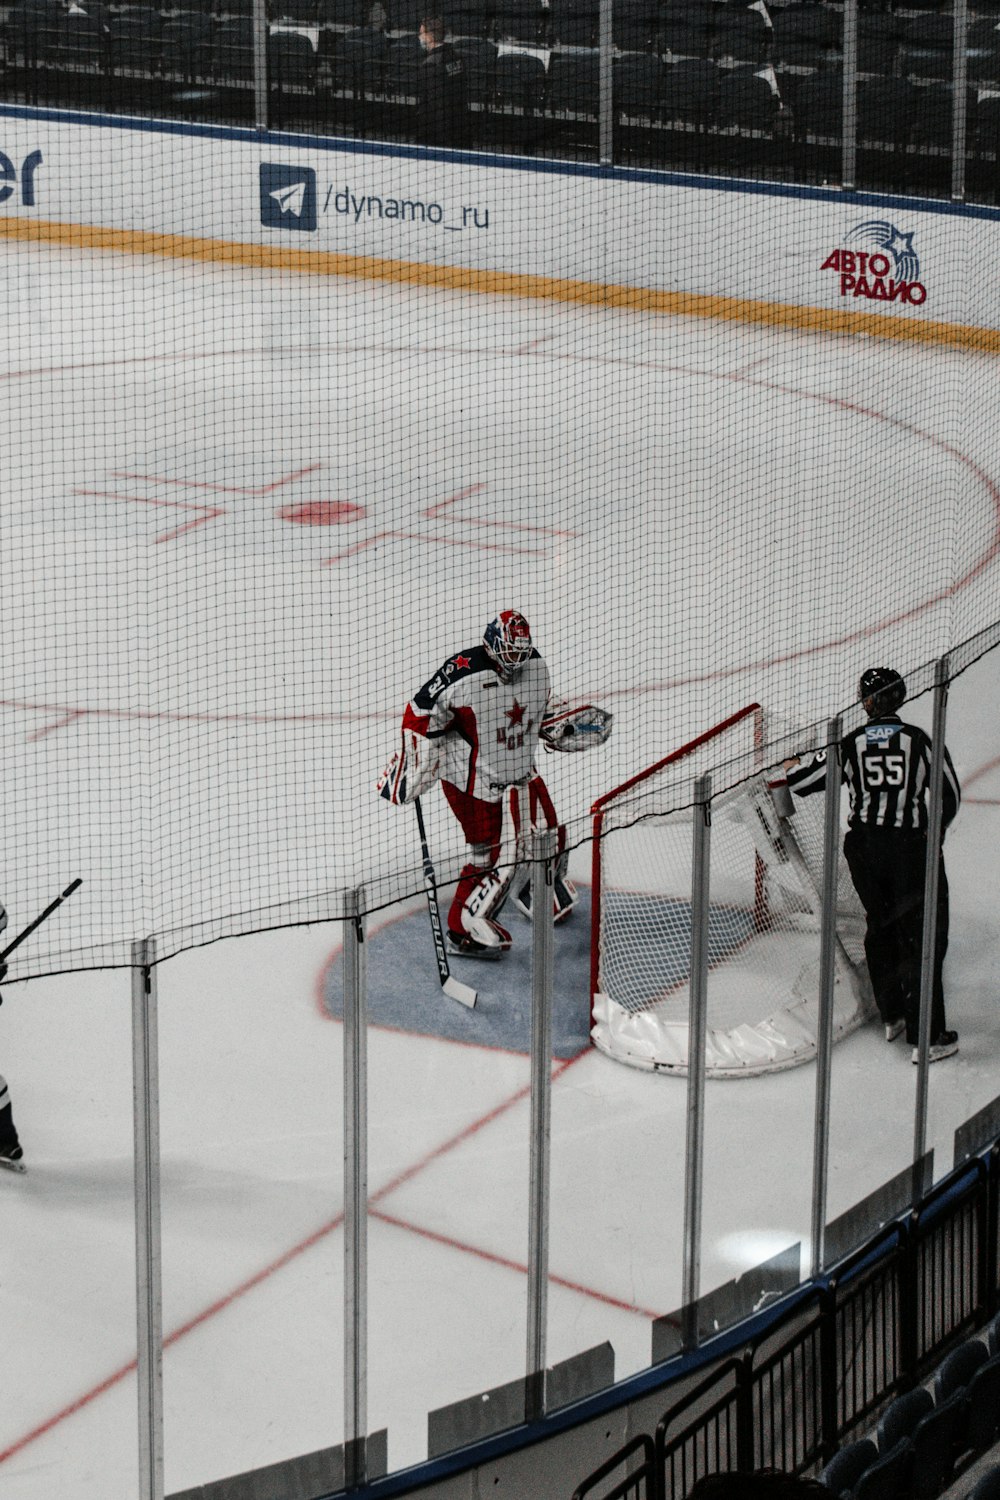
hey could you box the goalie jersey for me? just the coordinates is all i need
[402,645,551,802]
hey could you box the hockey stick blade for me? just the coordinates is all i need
[442,974,477,1009]
[414,798,477,1009]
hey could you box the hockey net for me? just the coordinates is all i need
[589,704,875,1077]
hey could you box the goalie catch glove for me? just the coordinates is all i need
[539,702,613,753]
[377,729,442,805]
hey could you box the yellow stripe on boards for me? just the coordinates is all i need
[2,212,998,354]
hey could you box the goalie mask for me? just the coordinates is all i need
[483,611,533,683]
[859,667,906,717]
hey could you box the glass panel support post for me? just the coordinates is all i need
[598,0,613,163]
[132,937,164,1500]
[526,828,557,1420]
[682,774,711,1345]
[253,0,269,129]
[841,0,858,190]
[343,890,369,1487]
[810,718,842,1277]
[953,0,969,200]
[913,659,950,1172]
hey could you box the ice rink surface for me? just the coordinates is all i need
[1,242,999,1498]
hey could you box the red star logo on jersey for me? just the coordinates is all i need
[506,700,525,727]
[454,654,470,670]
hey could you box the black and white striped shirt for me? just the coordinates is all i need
[787,715,960,832]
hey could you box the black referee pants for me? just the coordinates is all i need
[843,828,949,1045]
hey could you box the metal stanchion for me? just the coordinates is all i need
[914,660,950,1174]
[598,0,613,163]
[682,775,712,1345]
[252,0,269,128]
[526,828,556,1420]
[343,891,369,1489]
[132,937,164,1500]
[842,0,858,189]
[953,0,968,201]
[811,719,842,1277]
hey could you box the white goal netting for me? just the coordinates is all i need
[590,705,875,1077]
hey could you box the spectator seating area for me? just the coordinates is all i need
[818,1313,1000,1500]
[2,0,1000,197]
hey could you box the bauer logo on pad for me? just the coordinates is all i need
[260,164,317,232]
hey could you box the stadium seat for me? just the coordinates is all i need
[212,16,254,78]
[548,0,596,47]
[546,50,599,115]
[876,1387,935,1452]
[856,14,897,77]
[452,35,496,103]
[771,1,840,66]
[713,6,769,64]
[909,83,977,152]
[161,13,212,77]
[935,1339,991,1404]
[494,49,545,108]
[857,76,921,147]
[966,22,1000,85]
[716,66,779,130]
[52,5,109,67]
[850,1437,912,1500]
[659,0,714,57]
[493,0,546,43]
[8,0,64,64]
[109,8,162,73]
[268,28,318,88]
[612,0,659,53]
[791,69,843,139]
[614,51,664,115]
[314,0,368,28]
[332,26,387,95]
[910,1388,966,1500]
[442,0,492,38]
[384,32,422,95]
[819,1438,879,1495]
[965,1353,1000,1454]
[662,57,719,125]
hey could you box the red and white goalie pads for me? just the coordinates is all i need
[507,776,578,922]
[377,729,442,806]
[539,701,613,753]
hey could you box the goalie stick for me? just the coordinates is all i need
[0,878,83,1004]
[413,799,477,1010]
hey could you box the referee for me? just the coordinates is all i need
[787,667,960,1063]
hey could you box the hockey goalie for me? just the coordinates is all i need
[377,610,612,960]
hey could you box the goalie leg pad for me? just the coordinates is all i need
[512,851,578,922]
[509,777,574,922]
[449,865,512,950]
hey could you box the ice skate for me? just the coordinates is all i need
[0,1140,25,1174]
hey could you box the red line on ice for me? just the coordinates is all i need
[111,463,323,496]
[422,482,489,519]
[73,488,225,543]
[371,1207,662,1321]
[0,1050,629,1470]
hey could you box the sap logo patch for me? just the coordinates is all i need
[260,163,317,232]
[866,724,899,745]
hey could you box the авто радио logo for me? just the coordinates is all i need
[820,220,926,306]
[260,163,317,232]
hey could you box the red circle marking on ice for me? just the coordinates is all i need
[278,501,364,525]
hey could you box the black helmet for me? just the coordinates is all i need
[859,667,906,717]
